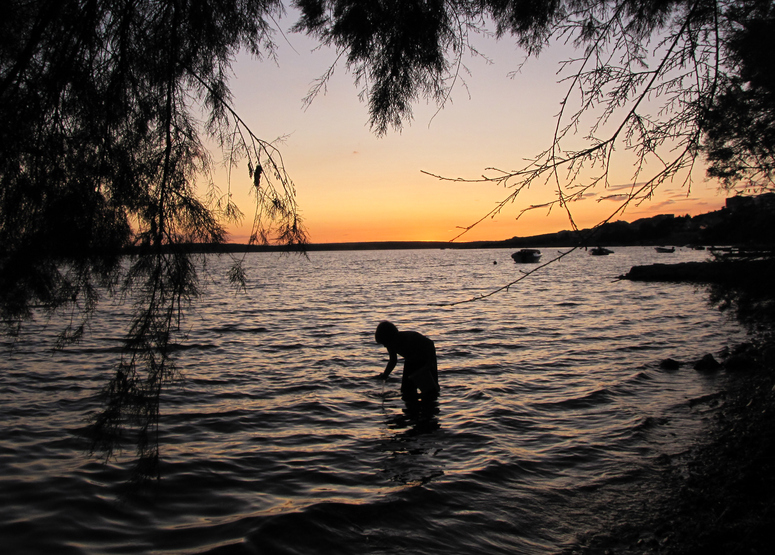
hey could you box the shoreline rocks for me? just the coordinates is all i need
[619,259,775,284]
[660,343,762,374]
[659,358,681,370]
[693,353,721,371]
[570,340,775,554]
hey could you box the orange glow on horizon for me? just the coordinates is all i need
[225,186,728,245]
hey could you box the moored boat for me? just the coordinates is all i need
[655,246,675,253]
[590,246,613,256]
[511,249,541,263]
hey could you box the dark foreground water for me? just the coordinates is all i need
[0,247,747,554]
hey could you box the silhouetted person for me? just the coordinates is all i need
[375,321,439,402]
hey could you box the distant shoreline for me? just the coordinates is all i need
[211,203,772,253]
[184,239,518,253]
[173,239,704,254]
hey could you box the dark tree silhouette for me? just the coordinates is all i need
[1,0,306,478]
[703,0,775,190]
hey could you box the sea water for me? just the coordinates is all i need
[0,247,746,554]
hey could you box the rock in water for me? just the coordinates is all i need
[694,354,721,372]
[660,358,681,370]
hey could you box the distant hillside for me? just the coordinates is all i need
[504,195,775,249]
[501,212,721,249]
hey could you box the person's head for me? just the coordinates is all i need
[375,321,398,345]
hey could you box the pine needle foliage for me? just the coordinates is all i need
[1,0,307,479]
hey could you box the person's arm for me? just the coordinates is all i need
[381,348,397,379]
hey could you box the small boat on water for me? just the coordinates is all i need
[655,246,675,253]
[511,249,541,263]
[590,246,613,256]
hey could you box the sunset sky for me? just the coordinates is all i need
[220,15,730,244]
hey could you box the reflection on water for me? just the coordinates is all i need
[0,247,748,554]
[381,398,443,486]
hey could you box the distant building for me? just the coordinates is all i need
[726,196,755,211]
[726,192,775,212]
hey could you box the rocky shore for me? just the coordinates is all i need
[568,345,775,554]
[619,259,775,286]
[570,260,775,554]
[654,356,775,555]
